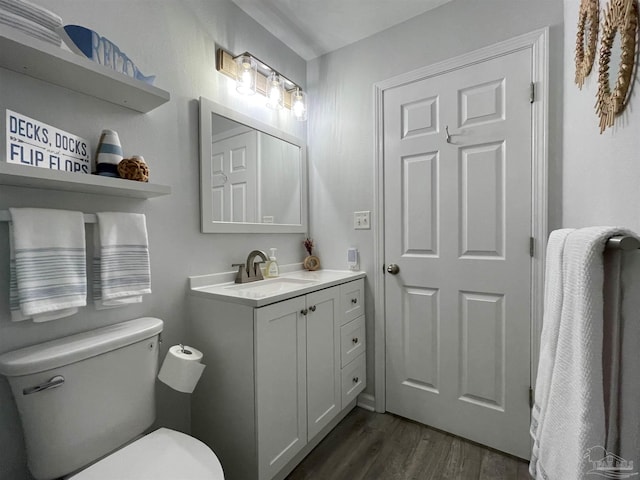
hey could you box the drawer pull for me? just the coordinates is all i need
[352,376,359,384]
[309,305,316,312]
[300,309,308,316]
[352,337,359,344]
[351,298,358,304]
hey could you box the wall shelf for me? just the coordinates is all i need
[0,162,171,198]
[0,27,170,113]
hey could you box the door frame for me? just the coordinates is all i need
[373,28,549,413]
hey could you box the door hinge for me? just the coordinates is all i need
[530,237,535,257]
[529,387,534,409]
[529,82,535,103]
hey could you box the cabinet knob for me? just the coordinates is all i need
[300,309,308,316]
[351,298,358,304]
[352,337,359,344]
[309,305,317,312]
[353,376,359,384]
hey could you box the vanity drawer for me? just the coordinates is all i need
[340,316,365,368]
[341,352,365,408]
[341,278,364,325]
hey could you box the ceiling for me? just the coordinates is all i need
[230,0,452,60]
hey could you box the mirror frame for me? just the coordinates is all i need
[199,96,308,234]
[575,0,599,89]
[596,0,638,132]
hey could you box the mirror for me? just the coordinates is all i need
[608,32,623,93]
[199,97,307,233]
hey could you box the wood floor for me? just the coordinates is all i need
[286,407,531,480]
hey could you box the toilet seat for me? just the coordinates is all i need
[68,428,224,480]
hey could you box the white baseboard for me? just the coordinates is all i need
[357,393,375,412]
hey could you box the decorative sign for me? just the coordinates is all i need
[6,110,91,173]
[59,25,156,85]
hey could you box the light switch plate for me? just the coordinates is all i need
[354,211,370,230]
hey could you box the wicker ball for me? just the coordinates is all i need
[118,156,149,182]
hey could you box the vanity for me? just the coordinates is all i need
[192,97,363,479]
[188,270,366,480]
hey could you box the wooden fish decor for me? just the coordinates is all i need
[58,25,156,85]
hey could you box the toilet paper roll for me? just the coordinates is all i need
[157,345,206,393]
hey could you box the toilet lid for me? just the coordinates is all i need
[69,428,224,480]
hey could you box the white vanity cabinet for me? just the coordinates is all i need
[189,272,365,480]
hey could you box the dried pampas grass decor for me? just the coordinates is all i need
[575,0,599,88]
[596,0,639,133]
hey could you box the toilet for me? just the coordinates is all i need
[0,317,224,480]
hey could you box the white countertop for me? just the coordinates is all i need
[189,269,366,307]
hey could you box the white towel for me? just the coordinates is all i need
[0,8,62,45]
[0,0,62,31]
[93,212,150,307]
[530,226,636,479]
[9,208,86,321]
[529,228,574,478]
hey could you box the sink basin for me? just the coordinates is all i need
[224,277,318,298]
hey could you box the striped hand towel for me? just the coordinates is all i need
[9,208,86,321]
[93,212,151,306]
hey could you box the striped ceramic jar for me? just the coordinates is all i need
[96,129,123,177]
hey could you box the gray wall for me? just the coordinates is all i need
[562,0,640,229]
[0,1,306,478]
[306,0,564,400]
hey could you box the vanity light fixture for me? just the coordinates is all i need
[266,72,284,109]
[216,48,307,120]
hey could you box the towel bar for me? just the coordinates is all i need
[0,210,96,223]
[606,235,640,250]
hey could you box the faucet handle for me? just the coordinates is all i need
[232,263,248,283]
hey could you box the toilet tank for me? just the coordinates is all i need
[0,317,163,480]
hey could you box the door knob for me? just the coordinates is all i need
[386,264,400,275]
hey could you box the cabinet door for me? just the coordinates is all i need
[255,296,307,480]
[306,286,341,439]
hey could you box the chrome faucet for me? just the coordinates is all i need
[232,250,268,283]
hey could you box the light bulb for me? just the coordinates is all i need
[235,54,257,95]
[266,72,284,109]
[291,88,307,121]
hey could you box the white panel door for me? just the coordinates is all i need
[255,296,307,480]
[384,48,533,458]
[209,131,257,222]
[306,286,341,439]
